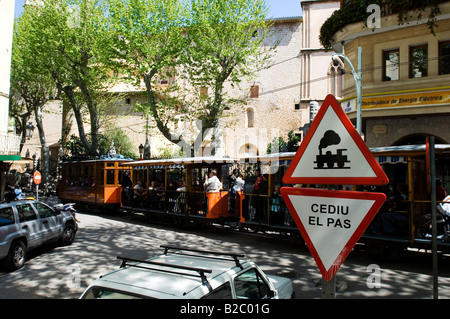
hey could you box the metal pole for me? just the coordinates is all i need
[430,136,438,299]
[321,275,336,299]
[356,47,363,135]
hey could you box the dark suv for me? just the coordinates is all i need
[0,199,78,270]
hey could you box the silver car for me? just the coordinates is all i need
[0,199,78,270]
[81,245,294,299]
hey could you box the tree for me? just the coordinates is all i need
[105,0,189,154]
[185,0,275,154]
[267,130,299,154]
[105,0,275,156]
[10,12,59,186]
[20,0,116,156]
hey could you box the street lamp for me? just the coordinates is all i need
[138,143,144,159]
[25,122,35,140]
[332,47,363,135]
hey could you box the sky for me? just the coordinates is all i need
[14,0,303,18]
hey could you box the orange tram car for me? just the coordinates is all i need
[58,145,450,257]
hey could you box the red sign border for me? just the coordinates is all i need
[280,187,386,281]
[283,94,389,186]
[33,171,42,185]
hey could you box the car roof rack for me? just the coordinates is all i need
[116,256,213,290]
[160,245,245,270]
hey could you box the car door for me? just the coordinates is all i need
[32,202,61,241]
[0,206,17,257]
[232,268,275,299]
[16,203,44,248]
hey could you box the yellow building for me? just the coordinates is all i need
[329,1,450,147]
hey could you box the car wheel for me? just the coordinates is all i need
[6,241,27,271]
[59,223,75,246]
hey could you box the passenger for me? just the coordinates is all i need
[166,180,178,212]
[228,169,238,215]
[204,169,222,192]
[175,180,186,213]
[270,186,283,224]
[148,180,162,209]
[133,180,145,207]
[234,173,245,192]
[436,179,447,202]
[381,184,409,235]
[120,171,132,206]
[252,169,268,223]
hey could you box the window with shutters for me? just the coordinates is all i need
[250,85,259,98]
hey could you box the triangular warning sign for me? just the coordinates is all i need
[280,187,386,281]
[283,94,388,186]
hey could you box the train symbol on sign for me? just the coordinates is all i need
[314,130,350,169]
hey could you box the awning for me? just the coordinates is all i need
[0,155,21,161]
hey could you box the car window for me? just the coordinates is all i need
[201,282,233,299]
[17,204,37,222]
[0,207,15,227]
[234,268,271,299]
[34,203,55,218]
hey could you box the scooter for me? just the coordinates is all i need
[54,203,79,223]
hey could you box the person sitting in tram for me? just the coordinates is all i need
[133,180,145,207]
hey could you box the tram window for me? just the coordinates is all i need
[118,170,126,185]
[106,162,115,167]
[106,170,115,185]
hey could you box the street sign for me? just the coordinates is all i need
[283,94,388,186]
[33,171,42,185]
[280,187,386,281]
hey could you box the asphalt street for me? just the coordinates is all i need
[1,208,450,300]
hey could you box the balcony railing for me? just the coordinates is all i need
[0,132,21,155]
[321,0,448,50]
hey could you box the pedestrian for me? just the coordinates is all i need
[14,185,23,200]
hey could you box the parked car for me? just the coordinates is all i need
[80,245,294,299]
[0,199,78,270]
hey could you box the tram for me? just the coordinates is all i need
[58,155,133,210]
[57,144,450,256]
[120,156,239,223]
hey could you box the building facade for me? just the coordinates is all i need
[1,0,22,198]
[332,1,450,147]
[300,0,341,129]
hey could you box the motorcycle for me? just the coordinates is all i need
[54,203,79,223]
[417,211,449,241]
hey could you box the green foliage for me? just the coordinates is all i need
[13,0,118,156]
[267,130,299,154]
[60,126,137,159]
[99,126,137,159]
[320,0,445,50]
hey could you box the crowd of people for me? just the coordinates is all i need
[118,167,292,225]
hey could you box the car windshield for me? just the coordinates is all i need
[82,287,151,299]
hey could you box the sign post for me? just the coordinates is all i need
[33,171,41,200]
[281,95,389,298]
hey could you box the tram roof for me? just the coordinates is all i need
[238,152,297,162]
[123,156,239,166]
[61,155,133,164]
[370,144,450,156]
